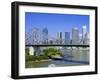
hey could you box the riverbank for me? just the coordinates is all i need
[25,59,51,68]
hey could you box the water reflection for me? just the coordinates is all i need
[61,47,89,62]
[25,46,89,68]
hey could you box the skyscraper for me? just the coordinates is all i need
[65,32,70,45]
[79,33,82,45]
[42,28,48,44]
[72,28,79,45]
[57,32,62,44]
[84,32,90,45]
[82,25,87,45]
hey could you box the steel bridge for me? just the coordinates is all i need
[25,27,89,47]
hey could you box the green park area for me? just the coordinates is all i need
[25,47,62,68]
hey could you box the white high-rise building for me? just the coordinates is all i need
[84,32,90,45]
[87,33,90,45]
[82,25,87,38]
[72,28,79,45]
[79,33,82,45]
[82,25,87,44]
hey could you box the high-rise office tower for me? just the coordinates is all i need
[72,28,79,45]
[79,33,82,45]
[82,25,87,44]
[65,32,70,45]
[87,32,90,45]
[57,32,62,44]
[42,28,48,44]
[84,32,90,45]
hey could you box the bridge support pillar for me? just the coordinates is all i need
[34,47,41,56]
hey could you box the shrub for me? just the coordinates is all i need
[42,48,62,57]
[25,55,37,61]
[25,48,29,55]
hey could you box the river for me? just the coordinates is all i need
[26,47,89,68]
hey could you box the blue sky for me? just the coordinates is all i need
[25,12,89,38]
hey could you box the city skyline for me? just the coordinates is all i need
[25,26,89,45]
[25,12,90,38]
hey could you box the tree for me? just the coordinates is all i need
[25,48,29,55]
[42,48,62,57]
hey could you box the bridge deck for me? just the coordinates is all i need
[26,45,90,47]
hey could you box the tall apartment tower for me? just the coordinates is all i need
[82,25,87,45]
[42,28,48,44]
[84,32,90,45]
[65,32,70,45]
[72,28,79,45]
[79,33,83,45]
[57,32,62,44]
